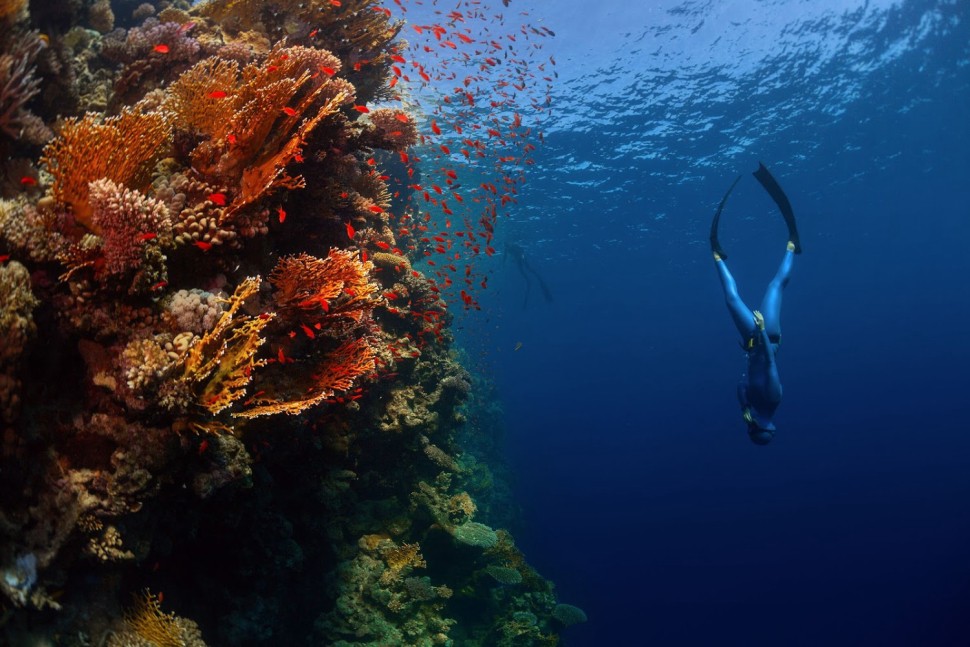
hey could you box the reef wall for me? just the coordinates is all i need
[0,0,573,644]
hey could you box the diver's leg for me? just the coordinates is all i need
[758,243,795,337]
[715,255,756,340]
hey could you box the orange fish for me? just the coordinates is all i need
[153,44,169,54]
[300,324,315,339]
[354,105,369,113]
[139,232,157,241]
[208,90,227,99]
[208,192,227,206]
[368,205,383,213]
[227,134,237,145]
[277,206,286,223]
[194,241,212,251]
[321,66,336,76]
[346,222,356,239]
[395,113,409,123]
[151,280,168,290]
[282,106,297,116]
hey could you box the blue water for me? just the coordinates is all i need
[453,0,970,644]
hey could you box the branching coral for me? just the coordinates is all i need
[0,35,44,143]
[87,178,172,283]
[269,249,379,324]
[40,107,172,231]
[163,276,273,416]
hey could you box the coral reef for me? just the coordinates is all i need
[0,0,570,644]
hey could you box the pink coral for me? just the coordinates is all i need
[88,178,171,278]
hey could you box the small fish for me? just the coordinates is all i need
[330,0,341,5]
[153,44,170,54]
[395,113,409,123]
[151,280,168,291]
[208,90,227,99]
[282,106,297,116]
[346,222,356,239]
[277,206,286,223]
[368,204,384,214]
[300,323,315,339]
[309,28,319,38]
[320,66,336,76]
[194,240,213,251]
[198,439,209,455]
[20,176,36,186]
[0,255,10,263]
[208,192,227,206]
[354,105,370,113]
[138,232,157,241]
[227,134,237,145]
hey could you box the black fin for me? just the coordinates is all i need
[710,174,742,259]
[753,162,801,254]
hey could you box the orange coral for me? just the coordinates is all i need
[235,336,375,418]
[124,590,183,647]
[39,108,171,232]
[167,46,354,218]
[269,249,380,325]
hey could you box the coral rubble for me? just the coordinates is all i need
[0,0,570,644]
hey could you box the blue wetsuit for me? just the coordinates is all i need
[715,247,794,436]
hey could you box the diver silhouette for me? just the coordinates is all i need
[710,163,801,445]
[505,242,553,308]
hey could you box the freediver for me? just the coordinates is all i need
[505,242,553,308]
[711,162,801,445]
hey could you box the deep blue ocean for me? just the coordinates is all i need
[447,1,970,644]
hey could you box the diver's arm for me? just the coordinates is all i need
[714,256,756,341]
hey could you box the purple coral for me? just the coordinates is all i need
[102,19,200,65]
[0,35,43,141]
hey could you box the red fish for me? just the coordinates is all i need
[395,113,409,123]
[208,90,227,99]
[227,134,237,145]
[194,241,213,251]
[300,324,315,339]
[346,222,356,239]
[208,192,227,206]
[151,280,168,290]
[321,66,336,76]
[139,232,157,241]
[277,206,286,223]
[354,105,370,113]
[153,44,169,54]
[282,107,297,116]
[20,176,36,186]
[368,205,384,214]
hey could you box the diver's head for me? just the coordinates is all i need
[747,426,774,445]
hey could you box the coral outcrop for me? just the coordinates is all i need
[0,0,570,644]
